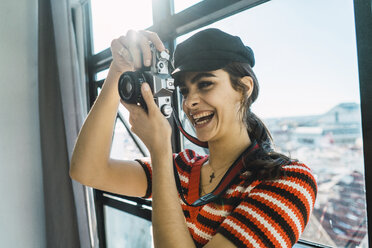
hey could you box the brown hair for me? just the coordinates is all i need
[223,62,292,180]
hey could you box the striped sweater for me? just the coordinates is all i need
[138,149,317,248]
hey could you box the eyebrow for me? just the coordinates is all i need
[191,72,217,83]
[178,72,217,88]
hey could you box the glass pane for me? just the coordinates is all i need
[173,0,204,14]
[90,0,153,54]
[96,68,109,81]
[104,205,153,248]
[117,104,150,157]
[177,0,367,247]
[110,117,145,160]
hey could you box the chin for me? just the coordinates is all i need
[195,132,213,143]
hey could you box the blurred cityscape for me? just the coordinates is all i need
[265,102,367,247]
[109,102,367,248]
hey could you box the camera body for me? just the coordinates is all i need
[118,44,175,118]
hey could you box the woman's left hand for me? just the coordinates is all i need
[122,83,172,153]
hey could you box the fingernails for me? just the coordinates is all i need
[143,83,150,92]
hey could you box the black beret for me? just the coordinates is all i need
[172,28,255,76]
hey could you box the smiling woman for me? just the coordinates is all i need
[178,70,246,142]
[70,27,317,248]
[66,0,372,247]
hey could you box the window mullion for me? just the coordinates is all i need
[354,0,372,246]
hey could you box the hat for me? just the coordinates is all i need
[172,28,255,76]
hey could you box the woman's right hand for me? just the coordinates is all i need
[71,29,167,197]
[110,30,166,75]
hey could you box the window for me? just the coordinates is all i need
[104,205,152,248]
[102,112,151,246]
[84,0,371,247]
[90,0,153,54]
[110,116,147,161]
[177,0,367,246]
[173,0,204,14]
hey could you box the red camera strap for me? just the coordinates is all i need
[173,140,259,207]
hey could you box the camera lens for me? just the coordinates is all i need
[121,75,134,99]
[125,81,133,93]
[118,71,142,104]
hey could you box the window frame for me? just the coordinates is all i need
[81,0,372,247]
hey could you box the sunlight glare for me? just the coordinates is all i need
[91,0,153,53]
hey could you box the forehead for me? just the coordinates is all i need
[175,70,226,88]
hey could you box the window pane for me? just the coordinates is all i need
[177,0,367,247]
[110,117,145,160]
[117,104,150,157]
[173,0,204,14]
[106,92,151,246]
[104,205,153,248]
[90,0,153,54]
[96,69,109,81]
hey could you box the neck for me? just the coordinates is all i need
[207,126,252,172]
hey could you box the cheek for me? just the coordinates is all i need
[182,99,190,113]
[232,101,243,121]
[217,100,239,120]
[232,92,244,114]
[182,101,192,121]
[235,102,244,122]
[224,97,244,123]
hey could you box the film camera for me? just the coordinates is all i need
[118,44,175,118]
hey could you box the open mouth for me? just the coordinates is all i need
[192,111,215,127]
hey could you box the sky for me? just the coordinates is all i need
[91,0,360,118]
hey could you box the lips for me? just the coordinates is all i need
[191,111,215,126]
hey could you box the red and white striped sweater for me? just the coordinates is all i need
[138,149,317,248]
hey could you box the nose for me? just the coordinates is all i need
[184,92,200,109]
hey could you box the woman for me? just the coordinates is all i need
[70,28,317,248]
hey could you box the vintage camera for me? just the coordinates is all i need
[118,44,175,118]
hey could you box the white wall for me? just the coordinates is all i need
[0,0,46,247]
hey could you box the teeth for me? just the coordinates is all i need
[191,111,214,126]
[192,111,214,120]
[196,119,210,125]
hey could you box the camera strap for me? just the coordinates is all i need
[173,140,259,207]
[172,109,209,148]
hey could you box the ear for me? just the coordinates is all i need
[241,76,254,98]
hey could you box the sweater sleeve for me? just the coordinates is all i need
[217,162,317,248]
[135,153,180,199]
[135,158,153,199]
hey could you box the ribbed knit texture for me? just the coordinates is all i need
[139,149,317,247]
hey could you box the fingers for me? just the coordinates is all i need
[127,30,166,69]
[118,35,129,48]
[117,36,133,63]
[116,39,132,61]
[141,83,157,113]
[112,30,166,71]
[121,98,150,134]
[110,37,134,73]
[136,35,152,67]
[121,101,144,130]
[126,30,143,69]
[120,83,157,118]
[138,30,166,52]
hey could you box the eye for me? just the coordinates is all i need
[198,81,213,90]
